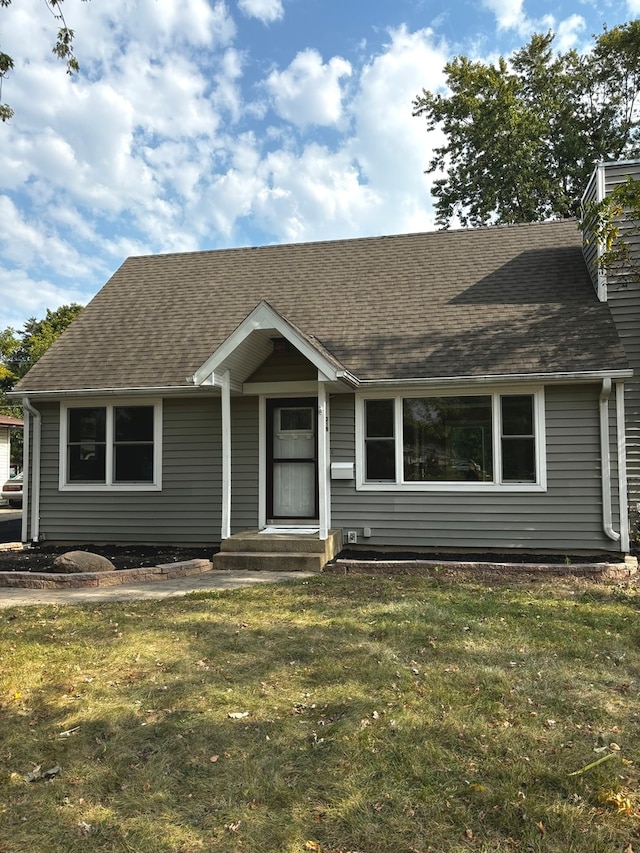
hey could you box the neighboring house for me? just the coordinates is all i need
[11,161,640,558]
[0,414,23,486]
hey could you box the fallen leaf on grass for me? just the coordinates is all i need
[23,764,61,783]
[535,821,545,836]
[225,821,241,832]
[598,789,635,815]
[210,755,219,762]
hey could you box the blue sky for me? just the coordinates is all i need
[0,0,637,331]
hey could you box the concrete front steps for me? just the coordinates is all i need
[212,529,343,572]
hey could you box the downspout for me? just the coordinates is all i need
[599,379,621,543]
[20,406,30,544]
[22,397,41,543]
[616,382,630,553]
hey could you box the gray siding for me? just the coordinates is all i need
[601,162,640,516]
[608,288,640,511]
[37,397,222,545]
[247,349,316,382]
[230,396,259,532]
[329,387,623,553]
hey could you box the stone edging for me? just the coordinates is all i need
[0,559,213,589]
[329,556,638,581]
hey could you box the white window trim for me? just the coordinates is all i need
[355,386,546,493]
[59,398,163,491]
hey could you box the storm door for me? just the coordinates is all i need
[266,398,318,520]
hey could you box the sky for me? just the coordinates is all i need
[0,0,637,332]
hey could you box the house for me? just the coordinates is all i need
[0,414,23,486]
[11,161,640,563]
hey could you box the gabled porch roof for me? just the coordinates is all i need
[191,300,359,392]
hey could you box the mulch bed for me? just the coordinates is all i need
[0,545,214,573]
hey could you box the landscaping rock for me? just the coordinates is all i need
[52,551,116,573]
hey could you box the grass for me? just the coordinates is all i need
[0,572,639,852]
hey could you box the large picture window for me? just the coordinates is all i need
[358,390,543,490]
[61,401,161,489]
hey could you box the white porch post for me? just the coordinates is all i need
[318,382,329,540]
[221,370,231,540]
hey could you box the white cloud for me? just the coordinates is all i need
[626,0,640,14]
[554,15,586,52]
[482,0,527,32]
[0,267,88,331]
[266,49,352,127]
[346,25,447,232]
[237,0,284,24]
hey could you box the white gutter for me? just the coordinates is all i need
[616,381,630,553]
[599,379,620,543]
[359,369,633,389]
[8,385,217,401]
[21,397,41,544]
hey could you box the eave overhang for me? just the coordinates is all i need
[356,368,633,391]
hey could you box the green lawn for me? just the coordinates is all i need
[1,572,639,852]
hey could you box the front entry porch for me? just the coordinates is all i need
[212,528,343,572]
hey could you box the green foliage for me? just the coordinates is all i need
[0,303,82,409]
[580,177,640,283]
[413,23,640,227]
[1,304,82,467]
[0,0,89,122]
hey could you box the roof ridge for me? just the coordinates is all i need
[127,218,580,262]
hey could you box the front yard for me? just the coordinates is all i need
[1,572,638,852]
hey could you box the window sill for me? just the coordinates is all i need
[60,483,162,492]
[357,481,546,493]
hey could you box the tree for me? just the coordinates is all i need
[0,0,89,122]
[413,23,640,228]
[0,304,83,411]
[0,304,82,469]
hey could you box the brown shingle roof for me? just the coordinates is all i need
[15,219,629,392]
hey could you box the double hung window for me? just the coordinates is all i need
[359,390,543,489]
[61,401,161,489]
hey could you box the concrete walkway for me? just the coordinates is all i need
[0,570,315,608]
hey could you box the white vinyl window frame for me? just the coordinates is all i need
[355,387,546,492]
[59,398,163,491]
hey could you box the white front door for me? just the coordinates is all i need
[267,398,318,519]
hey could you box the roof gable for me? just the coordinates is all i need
[192,301,355,389]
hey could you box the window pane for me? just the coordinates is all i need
[279,408,313,432]
[68,443,106,482]
[501,395,533,435]
[69,408,105,442]
[366,439,395,480]
[366,399,394,438]
[115,406,154,442]
[403,396,493,482]
[502,437,535,482]
[114,445,154,482]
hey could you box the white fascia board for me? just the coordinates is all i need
[7,385,217,400]
[357,369,633,391]
[192,302,344,386]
